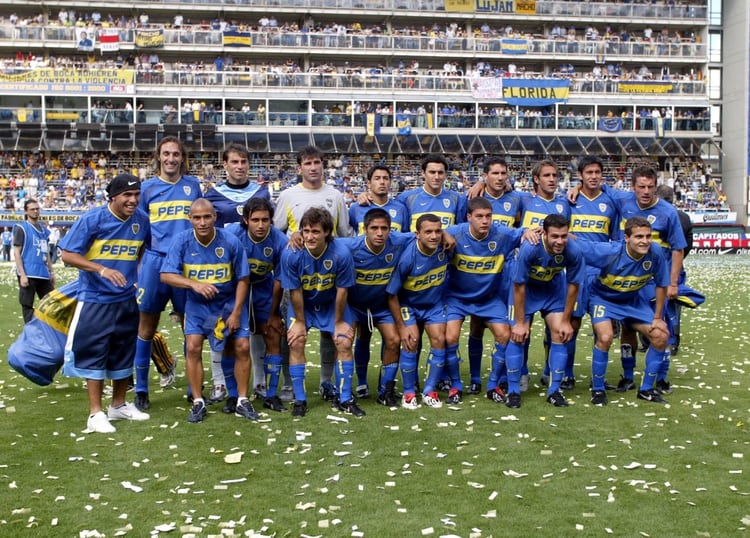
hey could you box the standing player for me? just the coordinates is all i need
[229,197,288,412]
[341,208,413,407]
[60,174,150,433]
[280,207,362,417]
[204,143,271,407]
[274,146,353,402]
[160,199,255,423]
[13,199,55,323]
[444,197,527,404]
[397,153,462,231]
[133,136,202,411]
[386,213,450,409]
[563,155,620,389]
[348,166,409,398]
[583,216,670,405]
[506,214,585,408]
[2,226,12,262]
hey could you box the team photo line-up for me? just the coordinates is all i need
[10,139,700,433]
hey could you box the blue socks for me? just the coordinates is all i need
[445,344,462,391]
[422,348,446,395]
[400,351,418,395]
[264,354,283,398]
[221,355,238,398]
[591,347,609,391]
[289,363,306,402]
[134,337,152,394]
[547,342,566,395]
[335,360,354,402]
[467,335,483,385]
[505,341,523,394]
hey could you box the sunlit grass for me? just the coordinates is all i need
[0,257,748,536]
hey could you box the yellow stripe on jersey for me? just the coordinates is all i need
[248,258,274,277]
[569,215,610,234]
[300,272,336,292]
[184,263,232,284]
[521,211,547,229]
[599,273,652,292]
[85,239,143,261]
[150,201,191,223]
[528,264,563,282]
[453,253,505,273]
[355,267,394,286]
[409,211,454,230]
[403,266,447,292]
[650,231,670,250]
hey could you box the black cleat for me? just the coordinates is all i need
[560,377,576,391]
[655,379,672,394]
[187,401,207,423]
[376,381,399,407]
[615,377,636,393]
[134,391,150,411]
[292,400,308,417]
[467,382,482,395]
[637,388,667,404]
[263,395,288,412]
[338,398,366,417]
[436,379,451,393]
[591,390,608,406]
[486,387,506,404]
[222,396,238,414]
[546,390,569,407]
[235,399,260,421]
[319,381,338,402]
[446,389,463,405]
[505,392,521,409]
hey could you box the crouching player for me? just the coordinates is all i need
[280,207,363,417]
[229,197,288,412]
[583,216,670,405]
[160,199,256,423]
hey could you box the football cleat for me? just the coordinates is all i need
[188,402,207,423]
[338,398,366,417]
[466,382,482,395]
[615,377,636,392]
[655,379,673,394]
[560,377,576,391]
[486,387,507,404]
[235,399,260,421]
[422,391,443,408]
[355,384,370,399]
[319,381,338,402]
[279,385,295,402]
[546,390,569,407]
[637,388,668,404]
[590,390,608,406]
[292,400,308,417]
[263,395,288,412]
[222,396,238,414]
[505,392,522,409]
[377,381,399,407]
[402,393,420,410]
[446,389,463,405]
[208,384,228,403]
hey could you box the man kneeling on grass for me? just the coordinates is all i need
[160,199,256,424]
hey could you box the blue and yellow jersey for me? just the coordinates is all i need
[604,187,687,261]
[514,237,586,289]
[348,199,409,234]
[444,222,523,302]
[339,232,412,311]
[569,190,619,243]
[457,190,522,227]
[227,223,287,284]
[397,187,461,231]
[139,175,202,254]
[386,239,449,309]
[519,193,571,230]
[280,239,355,307]
[584,241,670,301]
[161,227,249,305]
[59,206,150,303]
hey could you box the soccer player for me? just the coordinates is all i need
[13,199,55,323]
[506,214,585,408]
[133,136,202,412]
[397,153,462,231]
[348,166,408,398]
[341,207,413,407]
[564,155,620,389]
[2,226,12,262]
[444,197,527,404]
[583,216,670,404]
[456,156,522,395]
[280,207,362,417]
[160,199,255,423]
[228,197,288,412]
[386,213,450,409]
[274,145,353,403]
[59,174,150,433]
[204,143,271,407]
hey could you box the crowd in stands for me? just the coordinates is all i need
[0,150,727,215]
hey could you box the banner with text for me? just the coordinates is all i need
[135,29,165,48]
[0,69,135,95]
[502,78,570,105]
[619,80,674,94]
[446,0,536,13]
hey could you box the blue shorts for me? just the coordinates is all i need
[64,298,139,381]
[248,278,274,333]
[184,299,250,342]
[287,302,354,335]
[572,272,593,319]
[589,293,654,327]
[445,296,509,324]
[138,250,187,315]
[398,303,446,327]
[508,283,565,324]
[350,304,395,326]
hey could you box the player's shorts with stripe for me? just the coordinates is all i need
[137,250,187,315]
[184,300,250,340]
[287,302,354,335]
[445,296,509,324]
[508,283,565,324]
[350,304,395,327]
[398,303,446,327]
[588,293,654,327]
[63,298,139,381]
